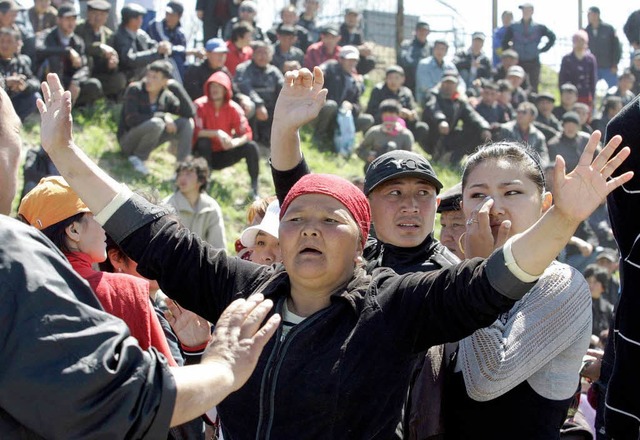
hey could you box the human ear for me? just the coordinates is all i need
[541,191,553,212]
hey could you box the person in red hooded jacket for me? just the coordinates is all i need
[193,71,260,199]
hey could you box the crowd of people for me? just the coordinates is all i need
[2,0,640,439]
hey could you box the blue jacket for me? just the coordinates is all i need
[502,19,556,62]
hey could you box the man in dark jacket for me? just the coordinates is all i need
[113,3,170,81]
[221,0,263,43]
[623,9,640,51]
[398,18,430,94]
[548,111,590,171]
[312,46,374,150]
[74,0,126,100]
[117,60,195,175]
[36,3,102,105]
[365,65,429,152]
[421,74,491,164]
[496,101,549,167]
[270,25,304,73]
[234,41,284,147]
[534,92,561,142]
[453,31,492,92]
[196,0,235,42]
[501,2,555,92]
[338,8,375,75]
[585,6,621,88]
[0,27,39,120]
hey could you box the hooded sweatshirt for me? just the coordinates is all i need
[193,71,253,152]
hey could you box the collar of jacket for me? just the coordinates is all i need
[239,263,371,317]
[365,233,453,274]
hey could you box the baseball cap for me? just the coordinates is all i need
[87,0,111,11]
[121,3,147,19]
[437,183,462,213]
[588,6,600,14]
[441,73,459,83]
[321,24,339,36]
[507,65,525,78]
[205,37,228,53]
[519,2,534,9]
[535,92,555,103]
[560,82,578,93]
[57,3,78,17]
[472,31,486,41]
[385,65,405,76]
[340,45,360,60]
[596,247,618,262]
[364,150,443,196]
[239,0,257,12]
[501,49,519,59]
[561,111,580,125]
[240,200,280,247]
[276,24,296,36]
[165,0,184,15]
[345,7,360,15]
[19,176,91,230]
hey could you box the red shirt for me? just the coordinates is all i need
[225,40,253,76]
[304,41,341,70]
[65,252,177,366]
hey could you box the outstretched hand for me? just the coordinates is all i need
[272,66,328,132]
[552,131,633,224]
[36,73,74,155]
[202,294,280,392]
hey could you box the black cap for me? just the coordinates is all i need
[535,92,555,103]
[0,0,19,12]
[561,111,580,125]
[121,3,147,21]
[166,0,184,15]
[321,24,339,36]
[437,183,462,213]
[276,24,296,35]
[560,82,578,94]
[588,6,600,14]
[364,151,443,196]
[87,0,111,11]
[57,3,78,17]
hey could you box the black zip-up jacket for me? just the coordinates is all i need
[106,193,534,440]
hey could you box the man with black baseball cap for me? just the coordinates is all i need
[36,3,104,105]
[75,0,126,100]
[113,2,171,81]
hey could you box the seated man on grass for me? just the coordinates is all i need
[117,60,195,175]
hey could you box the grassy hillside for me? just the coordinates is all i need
[16,103,461,251]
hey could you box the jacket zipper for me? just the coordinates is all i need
[255,299,331,440]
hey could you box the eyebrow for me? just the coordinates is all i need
[467,180,524,189]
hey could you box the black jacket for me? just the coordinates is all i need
[321,59,363,115]
[36,27,90,86]
[585,20,621,69]
[105,194,535,440]
[366,82,418,124]
[112,26,161,81]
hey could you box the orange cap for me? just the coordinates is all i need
[18,176,91,230]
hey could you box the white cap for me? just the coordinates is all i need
[240,200,280,247]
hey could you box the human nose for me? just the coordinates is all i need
[400,194,419,212]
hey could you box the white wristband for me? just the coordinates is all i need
[503,236,540,283]
[94,184,133,226]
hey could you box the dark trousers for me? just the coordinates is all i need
[519,58,541,93]
[194,138,260,192]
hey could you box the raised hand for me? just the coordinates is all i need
[165,298,212,348]
[553,131,633,224]
[272,66,328,132]
[36,73,74,155]
[202,294,280,392]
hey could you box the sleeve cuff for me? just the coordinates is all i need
[95,184,134,226]
[503,236,540,283]
[484,241,539,301]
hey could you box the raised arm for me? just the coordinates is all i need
[509,131,631,275]
[0,87,21,215]
[270,67,327,171]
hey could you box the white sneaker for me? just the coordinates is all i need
[128,155,150,175]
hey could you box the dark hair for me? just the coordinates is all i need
[583,264,610,293]
[231,21,254,42]
[603,96,623,115]
[619,68,636,81]
[462,142,546,195]
[251,40,273,55]
[496,79,513,93]
[378,99,401,115]
[175,156,210,192]
[148,59,173,78]
[40,212,87,253]
[517,101,538,119]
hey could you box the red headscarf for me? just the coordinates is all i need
[280,174,371,247]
